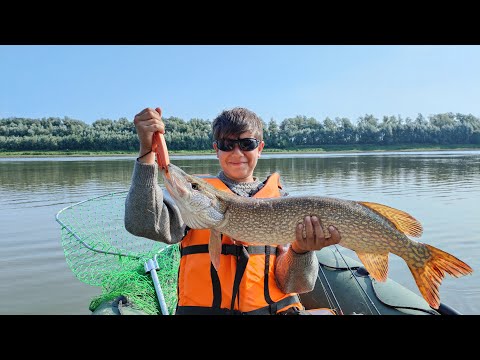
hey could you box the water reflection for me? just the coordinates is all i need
[0,151,479,314]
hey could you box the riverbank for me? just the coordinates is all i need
[1,144,479,157]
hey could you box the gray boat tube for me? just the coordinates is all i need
[299,247,462,315]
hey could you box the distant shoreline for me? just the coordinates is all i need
[1,144,480,158]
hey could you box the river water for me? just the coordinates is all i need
[0,151,478,314]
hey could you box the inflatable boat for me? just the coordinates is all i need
[56,191,462,316]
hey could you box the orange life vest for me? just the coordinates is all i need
[175,173,304,315]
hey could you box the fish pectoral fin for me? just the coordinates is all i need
[209,229,222,272]
[359,201,423,238]
[355,251,389,282]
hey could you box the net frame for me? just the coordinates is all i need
[56,191,179,314]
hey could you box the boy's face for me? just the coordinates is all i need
[213,131,264,182]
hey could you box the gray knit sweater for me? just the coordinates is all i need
[124,160,319,294]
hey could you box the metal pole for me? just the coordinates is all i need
[144,254,169,315]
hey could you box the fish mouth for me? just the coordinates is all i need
[160,163,222,228]
[161,163,190,200]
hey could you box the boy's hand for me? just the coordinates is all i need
[133,107,165,162]
[292,216,341,254]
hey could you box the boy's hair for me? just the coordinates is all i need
[212,107,263,141]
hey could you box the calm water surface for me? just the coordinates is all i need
[1,151,479,314]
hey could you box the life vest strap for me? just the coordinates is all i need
[229,244,249,311]
[179,243,291,314]
[175,294,300,315]
[180,243,279,257]
[175,306,242,315]
[243,294,300,315]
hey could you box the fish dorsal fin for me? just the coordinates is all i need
[355,251,389,282]
[359,201,423,238]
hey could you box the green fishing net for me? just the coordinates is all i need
[56,191,180,315]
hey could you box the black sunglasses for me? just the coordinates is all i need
[214,138,261,152]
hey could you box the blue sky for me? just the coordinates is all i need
[1,45,479,124]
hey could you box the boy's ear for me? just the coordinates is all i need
[213,142,219,157]
[258,140,265,155]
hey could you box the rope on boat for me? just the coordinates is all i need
[320,246,382,315]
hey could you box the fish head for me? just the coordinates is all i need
[161,163,228,229]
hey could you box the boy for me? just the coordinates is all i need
[125,106,341,315]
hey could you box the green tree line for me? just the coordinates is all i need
[1,112,480,152]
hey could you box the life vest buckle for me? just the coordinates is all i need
[269,302,279,314]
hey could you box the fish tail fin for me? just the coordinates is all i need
[407,243,473,309]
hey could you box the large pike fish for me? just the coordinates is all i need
[161,163,473,309]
